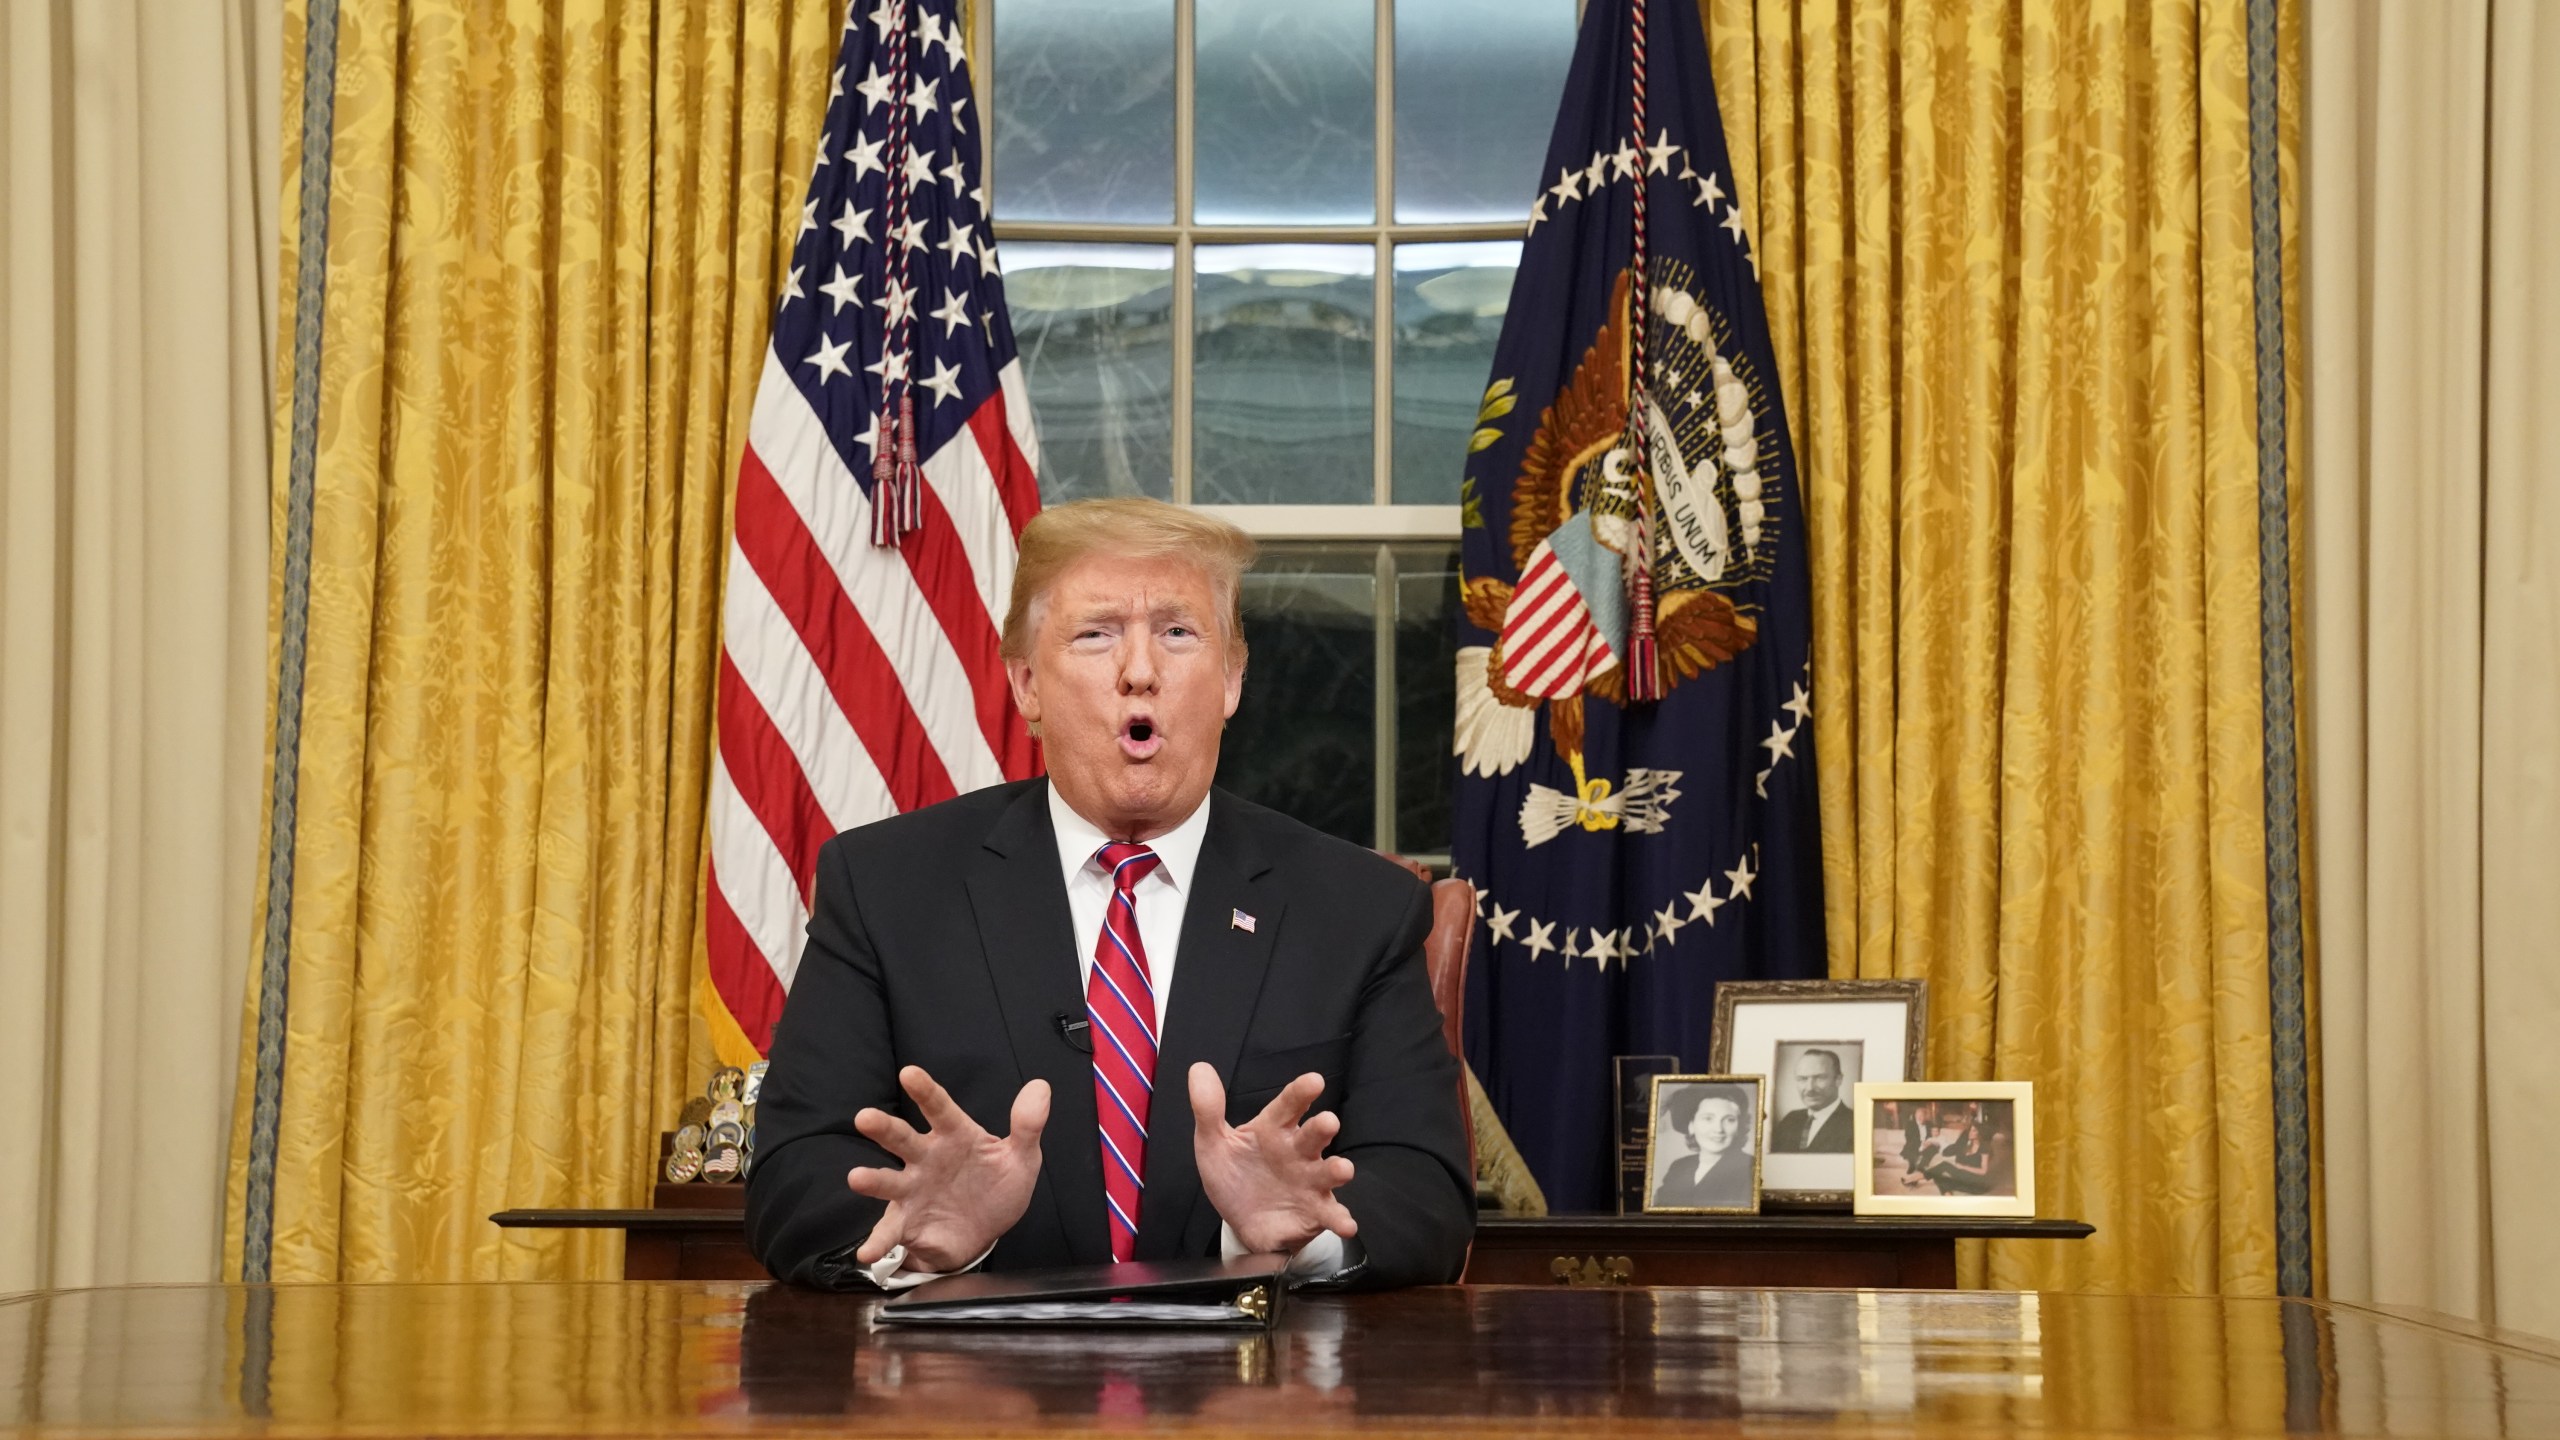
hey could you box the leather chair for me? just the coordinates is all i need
[1378,854,1477,1176]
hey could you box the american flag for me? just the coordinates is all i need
[705,0,1042,1057]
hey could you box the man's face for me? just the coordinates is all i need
[1793,1053,1842,1111]
[1006,551,1244,841]
[1688,1098,1741,1157]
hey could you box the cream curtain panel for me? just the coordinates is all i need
[2308,1,2560,1340]
[0,0,282,1290]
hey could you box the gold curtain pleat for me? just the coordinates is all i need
[223,0,839,1281]
[1704,0,2307,1293]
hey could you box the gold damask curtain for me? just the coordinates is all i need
[223,0,841,1281]
[1703,0,2309,1293]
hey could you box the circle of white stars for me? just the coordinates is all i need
[1526,128,1759,281]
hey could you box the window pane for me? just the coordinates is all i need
[1220,546,1377,846]
[1392,241,1518,506]
[1194,0,1375,224]
[1005,243,1175,501]
[1393,544,1461,856]
[1193,244,1373,504]
[1393,0,1576,222]
[993,0,1175,222]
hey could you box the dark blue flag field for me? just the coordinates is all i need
[1453,0,1827,1212]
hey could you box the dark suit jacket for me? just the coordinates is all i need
[745,779,1475,1289]
[1770,1102,1853,1153]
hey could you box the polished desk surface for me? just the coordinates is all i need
[5,1282,2556,1438]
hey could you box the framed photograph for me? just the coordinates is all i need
[1852,1081,2036,1218]
[1640,1074,1764,1215]
[1708,979,1928,1207]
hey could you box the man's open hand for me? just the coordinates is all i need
[846,1066,1048,1271]
[1188,1062,1357,1256]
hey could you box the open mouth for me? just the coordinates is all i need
[1119,717,1161,759]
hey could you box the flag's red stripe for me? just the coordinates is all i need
[734,443,959,813]
[902,475,1040,779]
[968,393,1041,540]
[716,653,835,904]
[704,866,789,1052]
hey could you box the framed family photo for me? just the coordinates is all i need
[1640,1074,1764,1215]
[1852,1081,2036,1218]
[1708,979,1928,1207]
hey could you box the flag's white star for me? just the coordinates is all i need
[1721,203,1749,243]
[1586,927,1621,967]
[906,75,939,120]
[798,196,818,237]
[867,0,901,37]
[1754,768,1772,799]
[845,134,887,179]
[1609,140,1640,179]
[854,64,897,113]
[854,407,885,462]
[818,264,863,314]
[804,333,853,382]
[1654,903,1686,946]
[1687,388,1706,410]
[1526,195,1548,236]
[1685,880,1726,925]
[1784,682,1814,725]
[918,356,964,407]
[1646,128,1681,175]
[1761,721,1798,764]
[1549,164,1584,206]
[940,156,970,194]
[972,181,990,213]
[1522,918,1557,961]
[1487,903,1520,944]
[938,220,976,267]
[863,346,910,385]
[978,234,1003,275]
[948,94,970,135]
[1725,857,1758,902]
[902,149,936,188]
[892,214,928,252]
[831,200,874,249]
[1697,169,1727,211]
[874,275,917,327]
[930,287,972,335]
[1560,928,1582,964]
[915,10,948,59]
[1583,151,1608,192]
[780,264,805,307]
[828,64,845,105]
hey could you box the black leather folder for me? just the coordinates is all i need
[876,1254,1291,1330]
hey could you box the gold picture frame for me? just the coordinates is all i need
[1851,1081,2036,1218]
[1708,979,1929,1208]
[1640,1074,1765,1215]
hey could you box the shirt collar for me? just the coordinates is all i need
[1047,781,1212,894]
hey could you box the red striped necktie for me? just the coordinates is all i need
[1088,841,1162,1263]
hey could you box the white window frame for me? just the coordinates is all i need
[975,0,1533,854]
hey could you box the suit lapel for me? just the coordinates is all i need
[963,781,1110,1266]
[1137,796,1282,1260]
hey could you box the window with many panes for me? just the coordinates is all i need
[976,0,1575,858]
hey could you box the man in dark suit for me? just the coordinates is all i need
[1768,1048,1852,1153]
[746,499,1474,1291]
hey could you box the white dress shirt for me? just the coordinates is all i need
[865,784,1354,1287]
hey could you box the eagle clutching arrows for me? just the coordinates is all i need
[1455,264,1782,847]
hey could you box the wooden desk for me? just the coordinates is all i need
[492,1204,2091,1287]
[5,1281,2554,1437]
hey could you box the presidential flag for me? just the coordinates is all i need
[1453,0,1825,1211]
[704,0,1043,1062]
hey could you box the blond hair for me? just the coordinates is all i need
[1000,498,1258,661]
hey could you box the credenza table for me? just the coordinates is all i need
[492,1198,2092,1287]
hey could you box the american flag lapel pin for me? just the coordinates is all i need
[1231,908,1256,934]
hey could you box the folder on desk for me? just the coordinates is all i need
[877,1254,1290,1330]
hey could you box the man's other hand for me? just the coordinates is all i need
[1187,1062,1357,1256]
[846,1066,1049,1271]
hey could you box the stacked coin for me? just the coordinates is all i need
[665,1067,755,1183]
